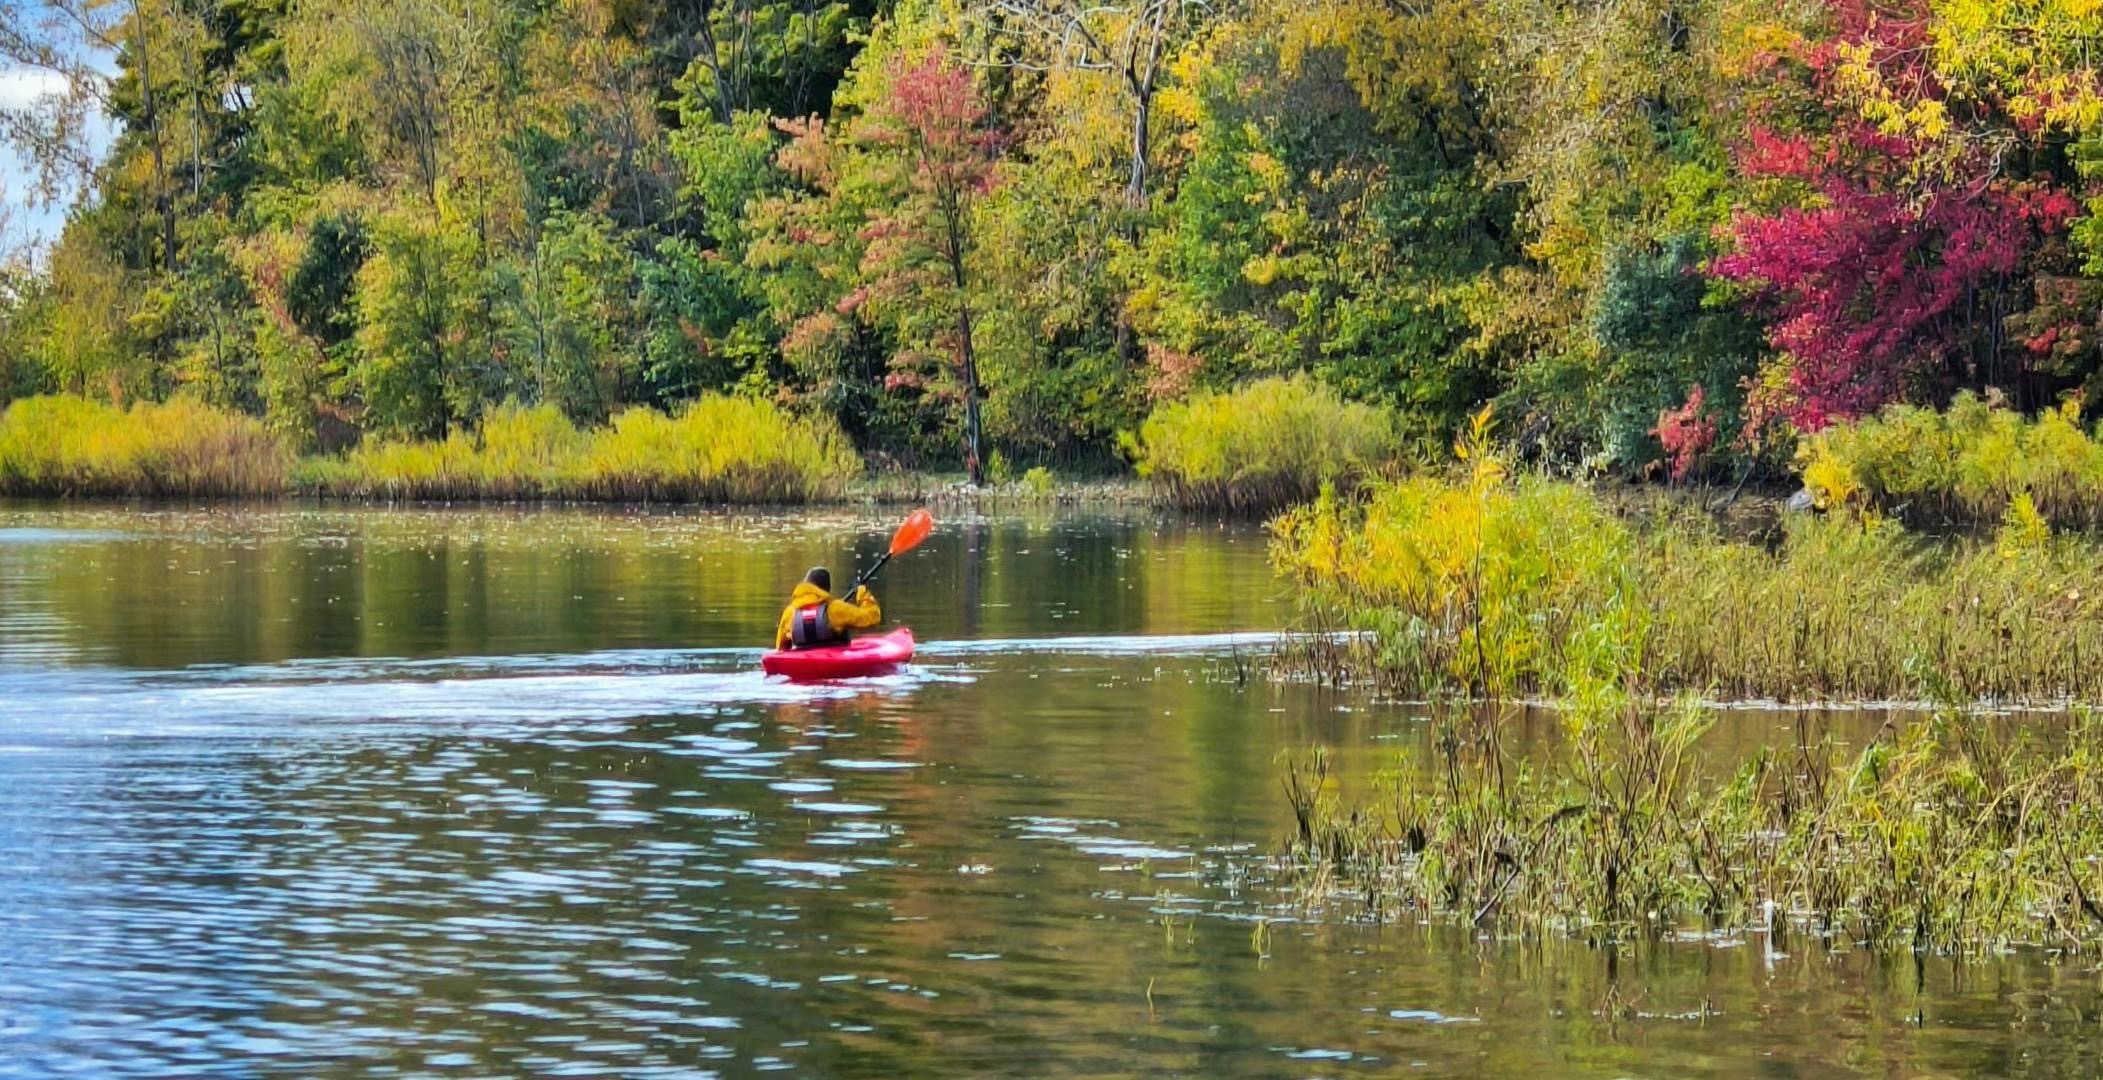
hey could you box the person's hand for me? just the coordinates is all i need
[853,586,874,604]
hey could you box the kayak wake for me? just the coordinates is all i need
[0,631,1285,737]
[917,631,1277,658]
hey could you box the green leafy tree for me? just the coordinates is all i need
[36,236,149,401]
[672,0,871,125]
[491,208,640,421]
[974,146,1140,459]
[636,237,772,404]
[1131,0,1517,447]
[845,49,1006,483]
[353,211,481,436]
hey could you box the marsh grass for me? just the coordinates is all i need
[0,392,1153,506]
[300,397,860,503]
[1802,393,2103,527]
[1279,700,2103,954]
[1129,376,1402,514]
[0,394,290,497]
[1273,466,2103,705]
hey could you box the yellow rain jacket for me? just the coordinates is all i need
[774,581,882,650]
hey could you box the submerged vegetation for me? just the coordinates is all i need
[1281,702,2103,953]
[1128,377,1401,513]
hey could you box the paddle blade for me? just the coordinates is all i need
[889,508,935,556]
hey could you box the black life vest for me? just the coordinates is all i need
[789,601,846,649]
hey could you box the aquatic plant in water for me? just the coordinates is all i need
[1280,700,2103,955]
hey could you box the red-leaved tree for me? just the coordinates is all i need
[1711,0,2079,434]
[844,52,1005,485]
[1654,384,1716,483]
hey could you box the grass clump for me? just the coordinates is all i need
[1128,376,1401,514]
[1275,459,2103,704]
[1273,472,1640,699]
[0,394,290,497]
[304,397,861,503]
[1801,393,2103,527]
[1281,702,2103,953]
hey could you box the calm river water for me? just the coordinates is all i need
[0,505,2097,1077]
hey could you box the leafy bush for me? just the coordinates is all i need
[1276,460,2103,703]
[1130,377,1401,513]
[1273,466,1642,698]
[1799,394,2103,525]
[0,394,290,497]
[308,396,860,503]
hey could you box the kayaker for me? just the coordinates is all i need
[774,567,882,650]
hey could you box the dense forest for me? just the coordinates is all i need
[3,0,2102,485]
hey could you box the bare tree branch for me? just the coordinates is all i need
[965,0,1213,209]
[0,1,118,207]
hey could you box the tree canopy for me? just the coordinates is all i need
[6,0,2103,477]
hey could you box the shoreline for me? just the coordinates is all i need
[0,474,1162,511]
[0,473,1807,515]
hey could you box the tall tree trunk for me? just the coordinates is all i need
[420,252,447,439]
[1125,89,1150,212]
[131,0,178,273]
[958,299,985,487]
[943,193,986,485]
[1113,88,1152,369]
[529,242,552,398]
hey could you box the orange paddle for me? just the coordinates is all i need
[848,508,935,594]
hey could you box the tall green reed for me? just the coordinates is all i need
[0,394,290,497]
[1281,700,2103,954]
[300,396,860,503]
[1275,468,2103,705]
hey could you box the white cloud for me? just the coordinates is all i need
[0,68,73,111]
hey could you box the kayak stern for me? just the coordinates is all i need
[761,627,917,681]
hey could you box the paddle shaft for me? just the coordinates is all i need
[846,509,931,597]
[847,552,893,596]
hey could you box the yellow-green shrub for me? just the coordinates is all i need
[574,396,860,502]
[307,396,860,503]
[1131,376,1401,513]
[1800,394,2103,526]
[0,394,290,497]
[1273,470,1642,697]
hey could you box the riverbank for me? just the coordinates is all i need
[1268,460,2103,956]
[0,393,1165,509]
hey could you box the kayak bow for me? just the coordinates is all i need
[761,628,916,681]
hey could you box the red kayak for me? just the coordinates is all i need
[761,628,916,680]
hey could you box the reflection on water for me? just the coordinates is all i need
[0,505,2098,1076]
[0,505,1278,671]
